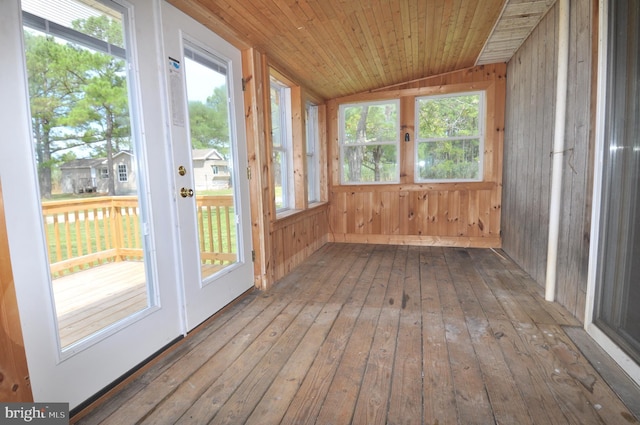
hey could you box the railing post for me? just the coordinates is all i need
[111,198,124,262]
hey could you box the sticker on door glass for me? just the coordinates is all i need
[169,57,185,127]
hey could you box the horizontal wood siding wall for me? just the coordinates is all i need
[327,64,506,248]
[502,1,596,321]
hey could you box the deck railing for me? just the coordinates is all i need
[196,195,237,265]
[43,195,236,277]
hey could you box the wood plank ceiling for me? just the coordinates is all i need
[168,0,556,100]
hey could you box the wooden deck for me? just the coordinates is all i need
[53,262,148,348]
[53,261,230,348]
[73,243,639,425]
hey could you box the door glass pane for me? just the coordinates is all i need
[21,0,154,351]
[595,0,640,363]
[184,45,238,281]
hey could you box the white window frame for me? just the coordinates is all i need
[414,91,485,183]
[338,99,400,185]
[117,163,128,182]
[306,102,320,203]
[270,76,293,211]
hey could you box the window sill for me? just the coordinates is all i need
[275,208,301,220]
[273,202,329,230]
[331,181,494,192]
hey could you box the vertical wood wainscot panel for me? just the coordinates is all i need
[329,185,499,247]
[271,205,329,282]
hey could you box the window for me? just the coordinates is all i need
[117,164,128,182]
[306,103,320,203]
[100,167,109,179]
[339,100,399,184]
[211,165,219,175]
[270,76,293,210]
[415,92,484,182]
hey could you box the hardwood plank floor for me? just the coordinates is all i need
[74,244,639,425]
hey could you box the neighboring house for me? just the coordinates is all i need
[191,148,230,191]
[60,149,228,195]
[59,151,137,196]
[59,158,103,194]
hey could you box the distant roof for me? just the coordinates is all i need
[59,158,107,169]
[60,151,133,169]
[192,149,224,161]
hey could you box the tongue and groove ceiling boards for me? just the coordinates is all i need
[168,0,557,100]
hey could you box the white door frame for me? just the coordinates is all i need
[0,0,185,409]
[584,0,640,387]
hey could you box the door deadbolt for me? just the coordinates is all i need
[178,165,187,176]
[180,187,194,198]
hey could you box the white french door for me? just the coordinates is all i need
[1,0,183,409]
[160,1,253,331]
[1,0,252,410]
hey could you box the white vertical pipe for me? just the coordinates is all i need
[545,0,570,302]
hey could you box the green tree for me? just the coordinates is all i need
[24,15,130,197]
[343,103,397,182]
[73,15,124,47]
[344,106,367,181]
[24,31,89,198]
[188,86,230,156]
[64,16,130,195]
[417,95,480,180]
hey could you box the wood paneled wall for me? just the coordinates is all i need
[502,0,596,321]
[243,48,330,290]
[327,64,507,248]
[0,180,33,402]
[271,207,329,280]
